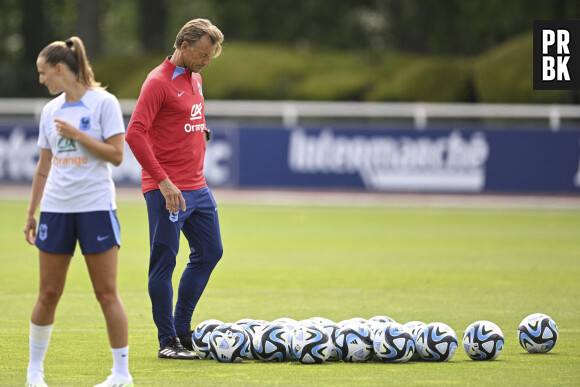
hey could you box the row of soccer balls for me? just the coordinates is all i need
[190,312,558,364]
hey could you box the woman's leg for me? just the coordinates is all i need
[31,251,72,325]
[85,246,132,383]
[28,251,72,384]
[84,246,128,348]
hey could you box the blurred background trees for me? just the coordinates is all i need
[1,0,579,102]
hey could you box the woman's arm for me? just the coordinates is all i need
[54,118,124,166]
[24,148,53,245]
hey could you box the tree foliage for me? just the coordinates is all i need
[1,0,579,99]
[383,0,580,55]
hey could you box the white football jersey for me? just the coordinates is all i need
[38,89,125,213]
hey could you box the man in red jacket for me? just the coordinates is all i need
[125,19,224,359]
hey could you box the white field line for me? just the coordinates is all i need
[208,189,580,210]
[1,327,578,333]
[0,328,156,332]
[2,184,580,210]
[0,292,147,300]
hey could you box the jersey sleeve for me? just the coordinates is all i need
[100,93,125,140]
[37,106,51,150]
[125,77,168,184]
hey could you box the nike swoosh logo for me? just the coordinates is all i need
[178,91,185,97]
[97,235,110,241]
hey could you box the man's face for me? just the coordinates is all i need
[182,34,216,73]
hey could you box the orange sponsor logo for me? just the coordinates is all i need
[52,156,88,167]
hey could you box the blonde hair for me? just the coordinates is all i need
[174,19,224,57]
[39,36,102,89]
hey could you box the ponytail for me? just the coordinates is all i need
[39,36,103,89]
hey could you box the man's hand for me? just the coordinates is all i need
[159,178,186,214]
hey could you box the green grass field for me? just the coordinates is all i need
[1,197,579,386]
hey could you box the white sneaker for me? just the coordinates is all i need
[25,372,48,387]
[94,374,134,387]
[25,382,48,387]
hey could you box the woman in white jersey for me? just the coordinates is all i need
[23,36,133,387]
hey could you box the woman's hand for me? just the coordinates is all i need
[54,119,124,166]
[54,118,81,141]
[24,214,37,245]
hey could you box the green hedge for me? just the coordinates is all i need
[92,34,578,104]
[473,32,577,103]
[364,54,474,102]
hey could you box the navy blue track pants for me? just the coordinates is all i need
[144,186,223,347]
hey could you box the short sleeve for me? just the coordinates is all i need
[37,107,51,150]
[100,93,125,140]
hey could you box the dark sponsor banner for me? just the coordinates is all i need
[1,123,579,193]
[236,126,580,193]
[484,130,580,192]
[245,128,488,191]
[0,123,238,188]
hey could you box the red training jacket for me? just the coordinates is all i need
[126,57,208,194]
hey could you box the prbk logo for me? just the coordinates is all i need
[533,20,580,90]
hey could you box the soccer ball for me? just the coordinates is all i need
[404,321,426,332]
[415,322,458,362]
[235,318,254,328]
[321,321,341,361]
[243,320,267,360]
[367,320,388,339]
[373,322,415,363]
[192,319,224,360]
[253,322,292,361]
[518,313,558,353]
[404,321,426,361]
[365,320,390,360]
[368,315,396,324]
[462,320,504,361]
[273,317,299,332]
[367,316,396,339]
[291,323,332,364]
[334,322,374,362]
[307,317,335,326]
[338,317,368,327]
[208,323,250,363]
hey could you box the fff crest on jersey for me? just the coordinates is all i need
[79,116,91,131]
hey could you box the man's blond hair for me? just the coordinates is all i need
[174,19,224,57]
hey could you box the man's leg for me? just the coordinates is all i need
[174,187,223,338]
[145,190,181,347]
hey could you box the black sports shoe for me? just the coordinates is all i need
[158,337,197,359]
[177,329,194,351]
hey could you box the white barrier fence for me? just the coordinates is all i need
[1,99,579,130]
[1,99,580,193]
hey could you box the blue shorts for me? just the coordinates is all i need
[35,211,121,255]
